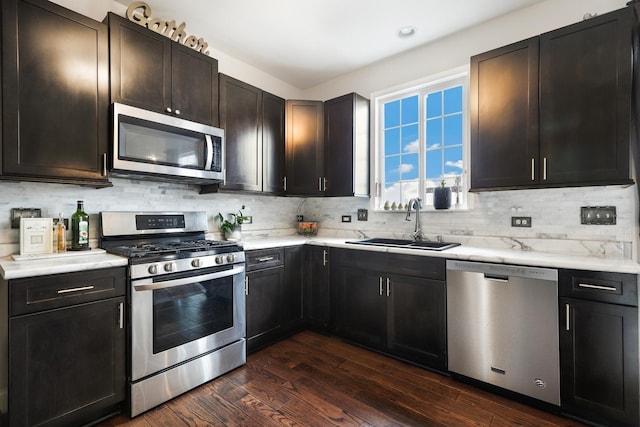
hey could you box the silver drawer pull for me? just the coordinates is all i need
[57,285,95,294]
[578,283,617,292]
[257,256,275,262]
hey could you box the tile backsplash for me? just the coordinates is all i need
[0,179,637,260]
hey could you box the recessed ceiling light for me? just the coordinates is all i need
[398,26,417,38]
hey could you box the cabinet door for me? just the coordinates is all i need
[283,246,303,331]
[324,93,370,197]
[303,246,330,328]
[219,74,262,192]
[387,274,447,371]
[560,298,639,426]
[263,91,286,194]
[540,8,631,185]
[470,37,539,190]
[333,263,386,349]
[171,44,219,126]
[2,0,109,185]
[246,266,284,351]
[286,100,325,195]
[108,13,171,115]
[9,297,125,427]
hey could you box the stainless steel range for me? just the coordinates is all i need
[99,211,246,417]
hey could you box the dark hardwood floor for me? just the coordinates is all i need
[99,331,585,426]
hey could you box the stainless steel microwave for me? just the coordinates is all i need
[111,103,225,184]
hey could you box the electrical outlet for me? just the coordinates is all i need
[511,216,532,227]
[341,215,352,223]
[357,209,368,221]
[11,208,42,229]
[296,215,304,222]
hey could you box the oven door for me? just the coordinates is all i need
[130,264,245,382]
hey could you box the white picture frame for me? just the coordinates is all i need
[20,217,53,256]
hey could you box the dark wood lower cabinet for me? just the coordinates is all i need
[560,298,639,426]
[6,267,126,427]
[331,248,447,371]
[559,268,639,427]
[246,265,284,351]
[303,245,330,329]
[246,246,303,352]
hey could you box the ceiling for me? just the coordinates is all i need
[117,0,547,89]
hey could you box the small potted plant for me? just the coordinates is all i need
[433,179,451,210]
[216,205,249,241]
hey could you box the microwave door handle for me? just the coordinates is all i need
[204,134,213,170]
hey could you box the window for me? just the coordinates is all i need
[374,73,468,210]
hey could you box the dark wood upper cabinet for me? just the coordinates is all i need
[324,93,370,197]
[471,7,633,191]
[214,74,284,193]
[107,13,219,126]
[1,0,110,187]
[286,93,369,197]
[262,92,286,194]
[470,38,539,189]
[539,8,632,185]
[286,100,325,196]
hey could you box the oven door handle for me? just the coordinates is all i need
[133,266,245,291]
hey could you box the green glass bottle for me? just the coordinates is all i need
[71,200,89,250]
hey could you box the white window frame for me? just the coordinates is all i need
[370,67,470,211]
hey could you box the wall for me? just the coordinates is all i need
[0,179,305,258]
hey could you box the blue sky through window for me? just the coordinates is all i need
[382,83,464,206]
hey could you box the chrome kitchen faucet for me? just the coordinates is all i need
[405,198,423,241]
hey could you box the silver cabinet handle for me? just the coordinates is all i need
[565,303,570,331]
[543,157,547,180]
[283,176,287,191]
[323,177,327,192]
[386,278,391,297]
[118,302,124,329]
[578,283,617,292]
[257,256,275,262]
[531,158,535,181]
[57,285,95,294]
[102,153,108,176]
[322,250,328,267]
[379,277,383,296]
[245,276,249,296]
[318,177,322,192]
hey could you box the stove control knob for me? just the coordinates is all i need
[148,264,158,275]
[226,254,235,263]
[191,258,202,268]
[215,255,224,265]
[164,262,175,272]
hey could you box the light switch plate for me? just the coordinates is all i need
[581,206,616,225]
[341,215,352,223]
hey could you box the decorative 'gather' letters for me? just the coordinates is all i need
[126,1,210,55]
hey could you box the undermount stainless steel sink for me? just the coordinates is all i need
[347,238,460,251]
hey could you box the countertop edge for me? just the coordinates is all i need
[0,253,129,280]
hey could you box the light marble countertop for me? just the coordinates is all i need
[242,236,640,275]
[3,236,639,280]
[0,251,128,280]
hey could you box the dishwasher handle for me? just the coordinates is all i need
[484,274,509,282]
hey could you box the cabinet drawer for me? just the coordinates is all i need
[10,267,126,316]
[387,253,445,281]
[246,248,284,271]
[559,269,637,306]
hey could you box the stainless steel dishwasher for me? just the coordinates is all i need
[446,260,560,405]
